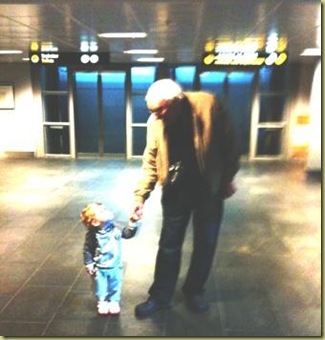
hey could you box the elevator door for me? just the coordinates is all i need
[200,71,255,156]
[226,72,255,155]
[74,71,126,156]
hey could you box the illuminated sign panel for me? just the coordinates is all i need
[203,51,287,66]
[202,35,288,66]
[29,52,110,66]
[29,41,110,66]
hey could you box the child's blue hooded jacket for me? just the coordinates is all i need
[83,221,122,269]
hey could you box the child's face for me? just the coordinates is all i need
[91,204,114,227]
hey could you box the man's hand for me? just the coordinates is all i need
[122,202,143,239]
[130,202,144,221]
[85,263,97,275]
[223,182,237,199]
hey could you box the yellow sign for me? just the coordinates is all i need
[30,42,39,51]
[30,54,40,63]
[203,35,288,66]
[203,52,287,66]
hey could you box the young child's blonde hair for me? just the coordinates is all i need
[80,202,103,228]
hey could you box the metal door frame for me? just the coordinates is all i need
[249,71,288,161]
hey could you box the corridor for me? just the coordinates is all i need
[0,158,321,336]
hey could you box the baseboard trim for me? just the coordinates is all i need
[4,151,35,159]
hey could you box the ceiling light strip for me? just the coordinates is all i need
[124,49,158,54]
[300,48,321,56]
[0,50,23,54]
[98,32,147,38]
[137,57,165,62]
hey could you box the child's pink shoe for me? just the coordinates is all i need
[97,300,109,315]
[108,301,120,315]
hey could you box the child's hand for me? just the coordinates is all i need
[122,225,137,239]
[85,263,97,275]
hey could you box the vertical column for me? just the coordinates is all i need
[97,73,104,157]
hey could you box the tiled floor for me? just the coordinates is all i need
[0,158,321,336]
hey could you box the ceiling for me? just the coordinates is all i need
[0,0,321,65]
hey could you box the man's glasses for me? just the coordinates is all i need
[149,105,167,116]
[148,99,173,118]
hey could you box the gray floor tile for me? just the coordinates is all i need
[5,236,62,264]
[28,267,81,287]
[44,317,109,336]
[0,286,69,322]
[165,302,223,336]
[219,289,285,336]
[36,216,78,235]
[71,271,94,292]
[275,306,322,336]
[0,262,38,295]
[0,321,47,336]
[54,290,99,320]
[0,158,321,336]
[41,239,84,269]
[104,316,165,336]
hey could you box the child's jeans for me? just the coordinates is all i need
[94,265,123,302]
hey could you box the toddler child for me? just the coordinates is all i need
[80,202,137,316]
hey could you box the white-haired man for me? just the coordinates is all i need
[128,78,239,317]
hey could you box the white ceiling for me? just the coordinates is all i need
[0,0,321,64]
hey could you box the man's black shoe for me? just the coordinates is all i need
[135,297,168,317]
[184,294,210,313]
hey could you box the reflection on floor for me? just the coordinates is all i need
[0,158,321,336]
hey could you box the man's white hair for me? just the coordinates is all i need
[145,79,183,103]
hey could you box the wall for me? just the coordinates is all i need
[306,60,321,171]
[287,62,317,161]
[0,63,37,157]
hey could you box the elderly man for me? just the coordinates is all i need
[128,78,239,317]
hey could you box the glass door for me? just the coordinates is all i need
[200,70,255,156]
[74,71,126,157]
[41,66,71,156]
[102,72,126,155]
[226,71,255,156]
[250,67,288,160]
[74,72,98,155]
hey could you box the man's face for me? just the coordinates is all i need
[147,98,179,125]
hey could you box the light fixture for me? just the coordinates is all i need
[80,41,89,52]
[98,32,147,38]
[89,42,98,52]
[137,57,165,62]
[80,54,99,64]
[300,48,321,56]
[124,49,158,54]
[0,50,23,54]
[80,41,98,52]
[90,54,99,63]
[80,54,90,64]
